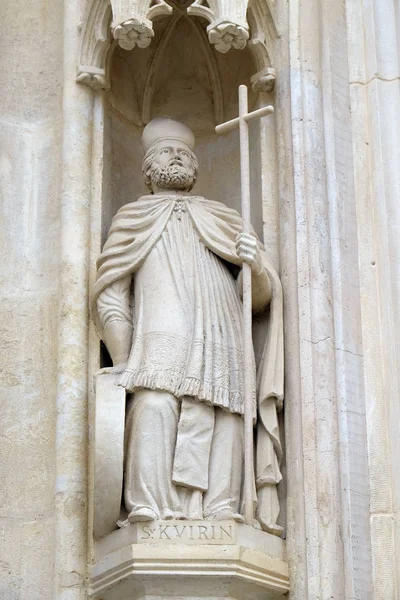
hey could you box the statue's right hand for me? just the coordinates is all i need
[96,363,127,376]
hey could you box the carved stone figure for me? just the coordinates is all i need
[91,117,284,535]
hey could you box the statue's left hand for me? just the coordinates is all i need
[235,232,263,275]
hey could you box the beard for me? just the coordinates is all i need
[150,161,196,192]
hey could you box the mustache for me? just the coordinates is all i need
[168,157,184,166]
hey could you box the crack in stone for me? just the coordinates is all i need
[351,75,400,86]
[303,336,332,345]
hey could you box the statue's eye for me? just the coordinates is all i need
[161,149,170,154]
[180,151,189,157]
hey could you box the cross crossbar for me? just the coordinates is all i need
[215,104,274,135]
[215,85,274,526]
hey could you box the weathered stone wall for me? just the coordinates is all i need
[0,0,63,597]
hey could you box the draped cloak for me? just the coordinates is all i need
[91,194,284,500]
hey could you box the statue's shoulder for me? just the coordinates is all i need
[118,195,155,209]
[112,195,158,217]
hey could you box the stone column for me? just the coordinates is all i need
[347,0,400,597]
[0,0,63,598]
[275,0,373,597]
[53,0,94,597]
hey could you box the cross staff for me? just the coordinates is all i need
[215,85,274,526]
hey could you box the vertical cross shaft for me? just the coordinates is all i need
[215,85,274,526]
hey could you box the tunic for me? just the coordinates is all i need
[99,197,247,415]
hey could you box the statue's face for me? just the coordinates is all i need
[147,140,198,192]
[154,142,192,170]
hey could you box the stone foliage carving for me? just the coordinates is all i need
[187,0,249,53]
[112,17,155,50]
[91,117,284,539]
[208,21,249,53]
[110,0,172,50]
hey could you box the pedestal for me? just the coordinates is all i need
[89,520,289,600]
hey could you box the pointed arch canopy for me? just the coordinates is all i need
[77,0,278,91]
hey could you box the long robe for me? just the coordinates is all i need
[92,194,284,527]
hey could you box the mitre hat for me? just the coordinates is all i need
[142,117,195,153]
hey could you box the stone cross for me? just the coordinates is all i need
[215,85,274,525]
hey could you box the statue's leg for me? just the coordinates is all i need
[203,409,244,521]
[124,389,185,522]
[173,397,215,520]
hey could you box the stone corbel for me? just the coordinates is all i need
[251,67,276,92]
[246,3,277,92]
[187,0,250,53]
[111,0,172,50]
[247,34,276,92]
[77,0,113,90]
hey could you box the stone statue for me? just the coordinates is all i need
[91,117,284,535]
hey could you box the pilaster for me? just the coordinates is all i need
[347,0,400,597]
[53,0,94,597]
[276,0,372,597]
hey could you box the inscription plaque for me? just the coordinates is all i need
[137,520,236,545]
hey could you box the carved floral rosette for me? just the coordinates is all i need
[112,16,154,50]
[110,0,172,49]
[187,0,250,52]
[207,19,249,53]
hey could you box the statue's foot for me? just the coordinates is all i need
[206,509,245,522]
[128,507,158,523]
[161,508,187,520]
[117,518,130,529]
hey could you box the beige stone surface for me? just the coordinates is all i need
[0,0,63,598]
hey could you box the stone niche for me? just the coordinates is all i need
[103,4,264,239]
[84,0,288,598]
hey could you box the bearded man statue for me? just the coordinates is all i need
[91,117,284,535]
